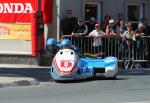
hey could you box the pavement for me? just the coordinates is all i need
[0,64,50,88]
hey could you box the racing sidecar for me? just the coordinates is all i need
[50,49,118,80]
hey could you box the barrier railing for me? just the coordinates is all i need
[62,35,150,62]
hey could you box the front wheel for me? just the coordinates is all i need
[109,75,117,80]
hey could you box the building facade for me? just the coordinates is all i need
[0,0,150,55]
[49,0,150,39]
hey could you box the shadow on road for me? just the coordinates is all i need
[0,67,150,83]
[0,67,51,82]
[53,76,128,84]
[118,68,150,76]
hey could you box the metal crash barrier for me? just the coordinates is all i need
[62,35,150,63]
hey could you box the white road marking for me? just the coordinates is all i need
[121,101,150,103]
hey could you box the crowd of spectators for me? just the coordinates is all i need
[60,10,150,68]
[60,10,150,37]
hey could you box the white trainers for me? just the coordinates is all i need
[135,63,143,69]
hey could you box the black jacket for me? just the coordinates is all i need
[61,17,78,35]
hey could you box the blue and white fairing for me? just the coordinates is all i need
[50,49,118,80]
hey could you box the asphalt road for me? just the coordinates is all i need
[0,68,150,103]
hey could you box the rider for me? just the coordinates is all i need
[60,38,77,50]
[60,38,83,56]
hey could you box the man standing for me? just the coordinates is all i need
[72,19,88,36]
[71,19,88,53]
[61,10,78,37]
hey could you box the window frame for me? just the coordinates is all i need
[84,2,102,23]
[127,4,144,23]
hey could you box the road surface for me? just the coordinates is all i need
[0,68,150,103]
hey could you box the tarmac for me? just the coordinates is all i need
[0,64,50,88]
[0,63,149,88]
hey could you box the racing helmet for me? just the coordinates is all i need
[46,38,57,46]
[61,39,72,49]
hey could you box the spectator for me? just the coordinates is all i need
[116,13,125,27]
[123,23,135,58]
[116,20,127,36]
[117,20,127,60]
[87,17,97,33]
[141,18,150,28]
[135,23,145,36]
[123,22,136,40]
[105,19,117,57]
[102,15,111,32]
[71,19,88,53]
[106,19,117,35]
[141,18,150,62]
[89,23,105,56]
[61,10,78,36]
[122,23,136,69]
[72,19,88,36]
[135,23,147,61]
[140,18,150,35]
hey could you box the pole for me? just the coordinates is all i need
[37,0,44,65]
[56,0,60,41]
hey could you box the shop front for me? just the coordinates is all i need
[0,0,53,55]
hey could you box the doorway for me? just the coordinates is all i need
[84,2,101,23]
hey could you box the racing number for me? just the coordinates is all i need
[61,60,72,68]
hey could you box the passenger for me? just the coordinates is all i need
[60,10,78,37]
[89,23,105,56]
[45,38,59,55]
[45,38,59,66]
